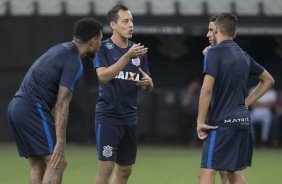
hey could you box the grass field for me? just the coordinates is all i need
[0,143,281,184]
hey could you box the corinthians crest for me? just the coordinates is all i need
[131,58,140,66]
[102,145,113,158]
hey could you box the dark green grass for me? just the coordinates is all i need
[0,143,281,184]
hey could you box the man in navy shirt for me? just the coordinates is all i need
[203,14,230,184]
[197,12,274,184]
[93,4,153,184]
[7,18,102,184]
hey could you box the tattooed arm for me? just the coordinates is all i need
[51,86,73,168]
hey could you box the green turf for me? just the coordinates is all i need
[0,143,281,184]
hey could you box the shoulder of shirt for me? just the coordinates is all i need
[46,42,70,56]
[54,42,76,52]
[205,44,225,59]
[101,38,111,43]
[54,42,81,64]
[206,45,220,54]
[208,41,238,53]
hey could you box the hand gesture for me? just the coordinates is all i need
[137,68,152,88]
[127,43,148,59]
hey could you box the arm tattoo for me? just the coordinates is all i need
[53,86,73,145]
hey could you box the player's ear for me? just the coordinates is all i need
[214,26,218,34]
[89,37,95,47]
[110,21,116,30]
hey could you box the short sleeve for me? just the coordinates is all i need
[247,53,265,76]
[93,45,108,69]
[60,57,83,91]
[203,49,219,78]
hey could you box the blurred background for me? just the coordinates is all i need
[1,0,282,147]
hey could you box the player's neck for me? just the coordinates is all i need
[72,39,87,58]
[216,36,233,44]
[111,35,128,48]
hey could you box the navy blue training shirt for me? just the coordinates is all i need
[94,38,150,125]
[15,42,83,110]
[203,40,264,127]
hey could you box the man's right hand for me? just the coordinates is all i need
[127,43,148,59]
[197,123,218,139]
[51,143,66,169]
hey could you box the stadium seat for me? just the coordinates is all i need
[178,0,207,15]
[123,0,148,15]
[0,0,7,15]
[10,0,35,15]
[150,0,176,15]
[264,0,282,15]
[207,0,234,15]
[93,0,122,15]
[235,0,261,15]
[65,0,91,15]
[38,0,64,15]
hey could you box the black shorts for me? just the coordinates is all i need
[200,126,253,171]
[7,97,55,157]
[95,123,138,165]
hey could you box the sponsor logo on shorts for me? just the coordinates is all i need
[103,145,113,158]
[224,118,250,125]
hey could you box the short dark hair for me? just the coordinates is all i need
[107,4,129,24]
[209,15,218,22]
[73,17,102,42]
[215,12,237,37]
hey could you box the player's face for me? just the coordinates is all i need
[88,31,103,58]
[212,25,219,45]
[207,22,216,46]
[112,10,134,39]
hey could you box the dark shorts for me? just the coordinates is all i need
[200,126,253,171]
[7,97,55,157]
[95,123,138,165]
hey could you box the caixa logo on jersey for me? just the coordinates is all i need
[115,71,140,81]
[132,58,140,66]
